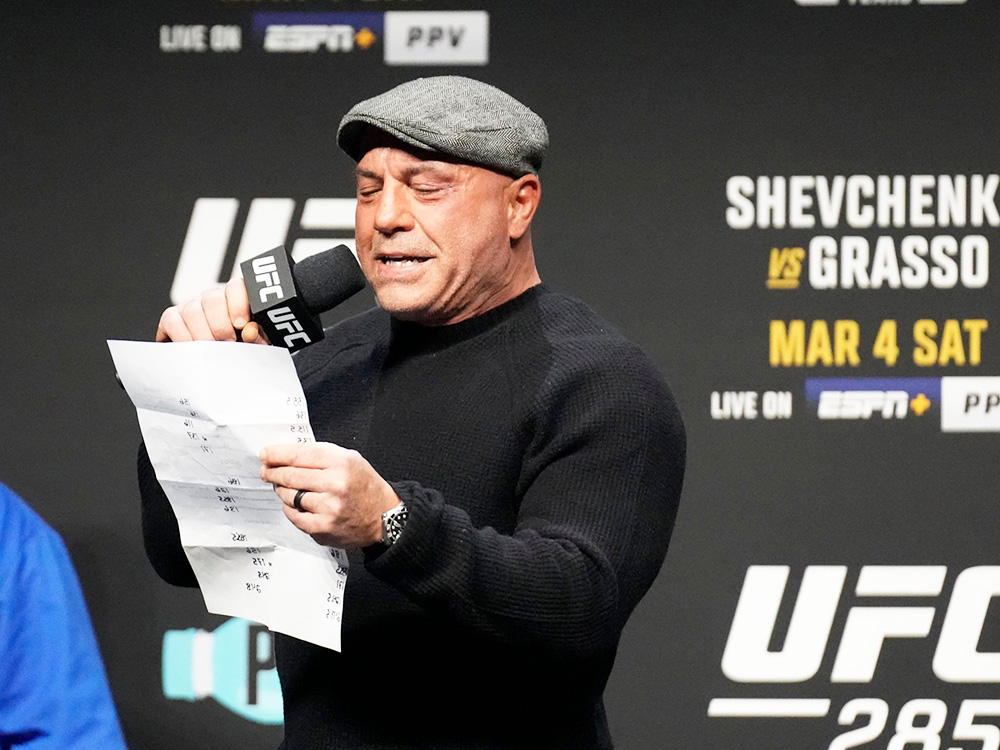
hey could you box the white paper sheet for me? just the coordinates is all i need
[108,339,347,651]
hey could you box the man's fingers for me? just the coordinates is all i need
[260,442,346,469]
[202,287,239,341]
[240,321,270,345]
[156,307,192,342]
[177,298,217,341]
[282,501,326,533]
[225,278,252,329]
[273,485,308,511]
[154,280,269,344]
[225,279,270,345]
[280,499,347,549]
[261,466,328,493]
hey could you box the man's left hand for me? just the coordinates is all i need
[260,443,400,549]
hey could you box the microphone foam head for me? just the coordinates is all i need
[293,245,367,314]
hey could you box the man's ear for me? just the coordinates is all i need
[507,174,541,241]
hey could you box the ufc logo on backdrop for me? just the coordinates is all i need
[722,565,1000,684]
[171,198,357,304]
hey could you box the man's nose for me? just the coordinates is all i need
[373,182,413,235]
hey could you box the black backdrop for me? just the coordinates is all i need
[4,1,1000,747]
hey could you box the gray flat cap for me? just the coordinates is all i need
[337,76,548,177]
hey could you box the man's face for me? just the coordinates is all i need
[354,142,526,326]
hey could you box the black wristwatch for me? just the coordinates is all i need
[379,501,409,547]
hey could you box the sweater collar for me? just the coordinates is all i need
[388,284,545,352]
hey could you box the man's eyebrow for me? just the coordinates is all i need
[355,163,454,178]
[400,163,451,178]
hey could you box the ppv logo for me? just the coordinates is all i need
[171,198,356,305]
[941,376,1000,432]
[384,11,489,66]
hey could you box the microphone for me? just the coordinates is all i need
[241,244,366,352]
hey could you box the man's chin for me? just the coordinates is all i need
[375,290,440,325]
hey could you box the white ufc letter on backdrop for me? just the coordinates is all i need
[722,565,846,683]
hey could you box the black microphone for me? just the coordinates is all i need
[241,244,366,352]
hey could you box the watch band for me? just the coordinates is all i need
[380,501,409,547]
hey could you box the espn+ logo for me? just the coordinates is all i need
[817,390,909,419]
[171,198,356,305]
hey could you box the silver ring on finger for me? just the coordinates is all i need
[293,489,308,513]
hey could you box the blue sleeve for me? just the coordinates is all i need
[0,493,128,749]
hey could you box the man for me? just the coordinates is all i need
[0,481,128,749]
[141,76,685,749]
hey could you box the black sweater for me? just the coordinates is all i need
[140,285,685,749]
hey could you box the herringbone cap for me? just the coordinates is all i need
[337,76,548,177]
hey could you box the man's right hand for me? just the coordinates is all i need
[155,278,269,344]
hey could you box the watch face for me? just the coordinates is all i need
[383,504,409,545]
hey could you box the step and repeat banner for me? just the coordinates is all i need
[3,1,999,748]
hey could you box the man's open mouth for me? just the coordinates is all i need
[378,255,430,266]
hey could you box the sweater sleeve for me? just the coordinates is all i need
[363,348,685,660]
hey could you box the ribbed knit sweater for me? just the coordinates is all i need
[140,284,685,749]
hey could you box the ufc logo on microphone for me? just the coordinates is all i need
[251,256,284,302]
[267,306,312,348]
